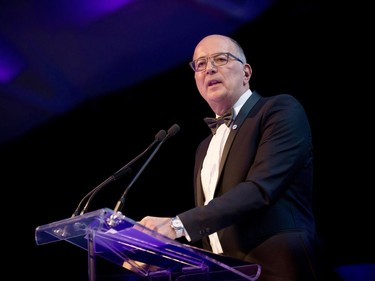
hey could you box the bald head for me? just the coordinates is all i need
[193,34,246,63]
[191,34,252,115]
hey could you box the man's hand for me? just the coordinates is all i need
[138,216,177,239]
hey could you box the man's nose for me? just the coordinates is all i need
[206,59,217,72]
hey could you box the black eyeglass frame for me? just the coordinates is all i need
[189,52,244,72]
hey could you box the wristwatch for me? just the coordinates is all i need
[170,216,184,238]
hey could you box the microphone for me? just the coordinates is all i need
[71,129,167,217]
[109,124,180,223]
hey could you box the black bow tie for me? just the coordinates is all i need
[204,108,233,134]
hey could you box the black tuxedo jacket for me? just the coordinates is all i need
[178,92,320,279]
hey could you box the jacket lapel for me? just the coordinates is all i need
[218,91,261,177]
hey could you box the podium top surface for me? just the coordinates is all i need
[35,208,261,280]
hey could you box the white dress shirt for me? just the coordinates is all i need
[200,89,252,254]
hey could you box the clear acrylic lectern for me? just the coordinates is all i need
[35,208,261,281]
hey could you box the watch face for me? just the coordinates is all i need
[171,218,184,238]
[172,220,183,228]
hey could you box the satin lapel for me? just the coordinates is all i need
[218,91,262,176]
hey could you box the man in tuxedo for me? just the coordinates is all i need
[139,34,322,281]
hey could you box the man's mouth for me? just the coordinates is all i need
[208,80,220,86]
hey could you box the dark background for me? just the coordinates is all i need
[1,1,373,280]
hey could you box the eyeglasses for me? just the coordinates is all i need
[189,52,244,72]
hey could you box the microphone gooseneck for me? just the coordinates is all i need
[112,124,180,216]
[71,129,167,217]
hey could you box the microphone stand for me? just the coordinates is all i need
[108,124,180,227]
[71,130,167,217]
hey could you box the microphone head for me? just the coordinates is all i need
[167,124,180,137]
[155,130,167,141]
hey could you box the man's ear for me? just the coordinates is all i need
[244,64,252,82]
